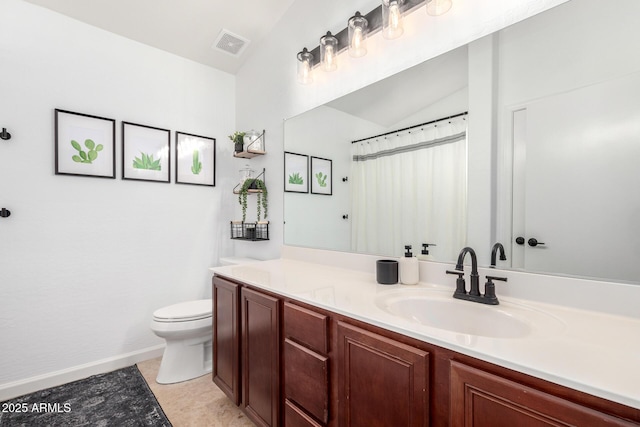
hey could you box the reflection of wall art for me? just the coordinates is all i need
[122,122,170,183]
[55,109,116,178]
[311,156,332,195]
[175,132,216,186]
[284,152,308,193]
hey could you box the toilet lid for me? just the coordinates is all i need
[153,299,212,322]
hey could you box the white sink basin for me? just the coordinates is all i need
[375,289,563,339]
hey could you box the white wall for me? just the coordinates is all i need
[0,0,236,394]
[234,0,570,262]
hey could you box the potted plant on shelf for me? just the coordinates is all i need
[229,131,246,153]
[238,178,268,223]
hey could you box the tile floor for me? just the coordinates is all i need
[137,358,254,427]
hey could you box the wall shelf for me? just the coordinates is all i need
[233,129,266,158]
[234,149,266,159]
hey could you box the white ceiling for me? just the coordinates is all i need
[23,0,297,74]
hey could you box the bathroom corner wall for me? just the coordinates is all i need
[0,0,236,391]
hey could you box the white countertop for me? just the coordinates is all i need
[211,255,640,410]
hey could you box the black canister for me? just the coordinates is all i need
[376,259,399,284]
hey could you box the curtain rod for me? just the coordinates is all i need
[351,111,468,144]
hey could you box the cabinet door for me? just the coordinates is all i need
[337,321,430,427]
[241,287,281,427]
[450,361,637,427]
[212,277,240,405]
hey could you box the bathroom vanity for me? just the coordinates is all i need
[210,252,640,426]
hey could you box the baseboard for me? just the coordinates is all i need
[0,345,165,402]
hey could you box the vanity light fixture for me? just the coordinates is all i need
[426,0,452,16]
[348,12,368,58]
[320,31,339,72]
[382,0,405,40]
[297,47,314,84]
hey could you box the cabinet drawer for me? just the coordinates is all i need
[284,339,329,424]
[284,302,328,354]
[285,399,324,427]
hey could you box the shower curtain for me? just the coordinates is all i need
[350,117,467,259]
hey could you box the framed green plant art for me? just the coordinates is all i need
[55,109,116,179]
[284,152,308,193]
[122,121,170,183]
[311,156,332,195]
[175,131,216,186]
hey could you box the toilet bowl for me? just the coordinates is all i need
[150,299,213,384]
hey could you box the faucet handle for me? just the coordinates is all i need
[484,275,507,304]
[447,270,467,297]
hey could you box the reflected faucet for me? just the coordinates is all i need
[490,243,507,268]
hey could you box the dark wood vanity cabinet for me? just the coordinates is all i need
[449,360,638,427]
[212,276,281,427]
[213,274,640,427]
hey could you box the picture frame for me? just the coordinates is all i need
[55,109,116,179]
[175,131,216,186]
[310,156,332,195]
[284,152,308,193]
[122,121,170,183]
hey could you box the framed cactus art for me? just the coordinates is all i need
[311,156,332,195]
[55,109,116,178]
[175,131,216,186]
[122,121,170,183]
[284,151,308,193]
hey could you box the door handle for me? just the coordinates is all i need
[527,238,545,247]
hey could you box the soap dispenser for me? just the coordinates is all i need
[417,243,436,261]
[399,245,419,285]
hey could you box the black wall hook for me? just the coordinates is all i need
[0,208,11,218]
[0,128,11,140]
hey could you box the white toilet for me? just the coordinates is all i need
[150,299,213,384]
[150,256,258,384]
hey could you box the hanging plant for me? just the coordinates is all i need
[238,178,268,222]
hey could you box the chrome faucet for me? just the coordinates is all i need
[446,246,506,305]
[490,242,507,268]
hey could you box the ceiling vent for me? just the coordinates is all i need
[213,29,250,57]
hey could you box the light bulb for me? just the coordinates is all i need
[389,2,400,30]
[324,45,335,71]
[382,0,404,40]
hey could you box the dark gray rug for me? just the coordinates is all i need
[0,365,171,426]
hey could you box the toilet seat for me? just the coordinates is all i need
[153,299,212,322]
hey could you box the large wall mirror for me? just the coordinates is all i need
[284,0,640,285]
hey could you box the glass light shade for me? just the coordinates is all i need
[426,0,452,16]
[243,129,263,152]
[382,0,404,40]
[296,47,313,84]
[348,12,368,58]
[320,31,338,72]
